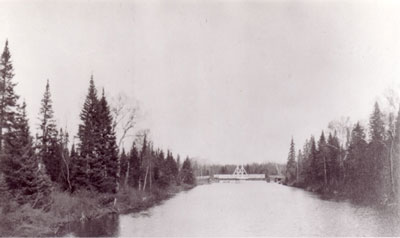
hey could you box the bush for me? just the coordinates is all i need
[50,189,103,221]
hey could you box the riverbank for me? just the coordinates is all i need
[0,183,195,237]
[286,181,400,211]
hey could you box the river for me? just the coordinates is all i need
[63,181,400,237]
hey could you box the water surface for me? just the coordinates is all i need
[65,181,400,236]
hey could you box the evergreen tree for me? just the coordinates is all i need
[0,40,19,154]
[70,143,76,158]
[285,138,296,184]
[344,122,368,202]
[96,90,119,193]
[58,129,72,191]
[1,102,51,207]
[72,77,99,191]
[327,133,341,187]
[317,131,328,186]
[299,139,311,184]
[119,148,128,185]
[38,80,61,183]
[160,150,178,186]
[127,142,140,188]
[152,149,163,185]
[139,134,148,189]
[296,149,303,183]
[181,157,195,185]
[367,102,389,203]
[306,136,318,185]
[177,154,181,172]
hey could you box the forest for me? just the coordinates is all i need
[285,99,400,206]
[0,41,196,235]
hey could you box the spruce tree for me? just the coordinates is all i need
[73,77,99,191]
[307,136,318,185]
[96,91,119,193]
[300,139,311,184]
[120,148,128,185]
[317,131,328,186]
[181,157,195,185]
[285,138,296,184]
[70,142,89,192]
[367,102,389,203]
[58,129,72,191]
[0,40,19,154]
[296,149,303,183]
[327,133,341,187]
[127,142,140,188]
[38,80,61,183]
[344,122,368,202]
[156,150,170,187]
[1,102,51,207]
[163,151,178,185]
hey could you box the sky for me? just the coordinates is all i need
[1,0,400,164]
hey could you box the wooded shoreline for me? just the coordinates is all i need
[1,183,195,237]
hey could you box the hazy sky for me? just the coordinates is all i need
[1,0,400,164]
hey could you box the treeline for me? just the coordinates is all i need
[0,40,195,210]
[191,162,285,177]
[285,101,400,206]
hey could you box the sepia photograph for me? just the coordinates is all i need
[0,0,400,236]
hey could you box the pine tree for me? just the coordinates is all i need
[344,122,368,202]
[120,148,128,185]
[70,143,76,158]
[163,151,178,185]
[152,149,163,185]
[59,129,72,191]
[181,157,195,185]
[307,136,318,185]
[177,154,181,172]
[156,150,169,187]
[38,80,61,183]
[96,90,119,193]
[72,77,99,191]
[285,138,296,184]
[70,142,88,192]
[367,102,389,203]
[139,134,149,190]
[1,102,51,207]
[127,142,140,188]
[317,131,328,186]
[327,133,341,187]
[300,139,311,184]
[0,40,19,154]
[296,149,303,183]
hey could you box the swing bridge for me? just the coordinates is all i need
[213,165,266,181]
[196,164,285,182]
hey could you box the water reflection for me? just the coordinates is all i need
[62,181,400,237]
[62,214,119,237]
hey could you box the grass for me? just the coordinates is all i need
[0,183,195,237]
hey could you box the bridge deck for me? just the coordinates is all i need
[213,174,265,180]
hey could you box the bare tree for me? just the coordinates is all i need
[327,117,353,183]
[380,87,400,198]
[111,93,139,189]
[327,116,353,148]
[111,92,139,149]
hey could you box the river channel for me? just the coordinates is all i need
[64,181,400,236]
